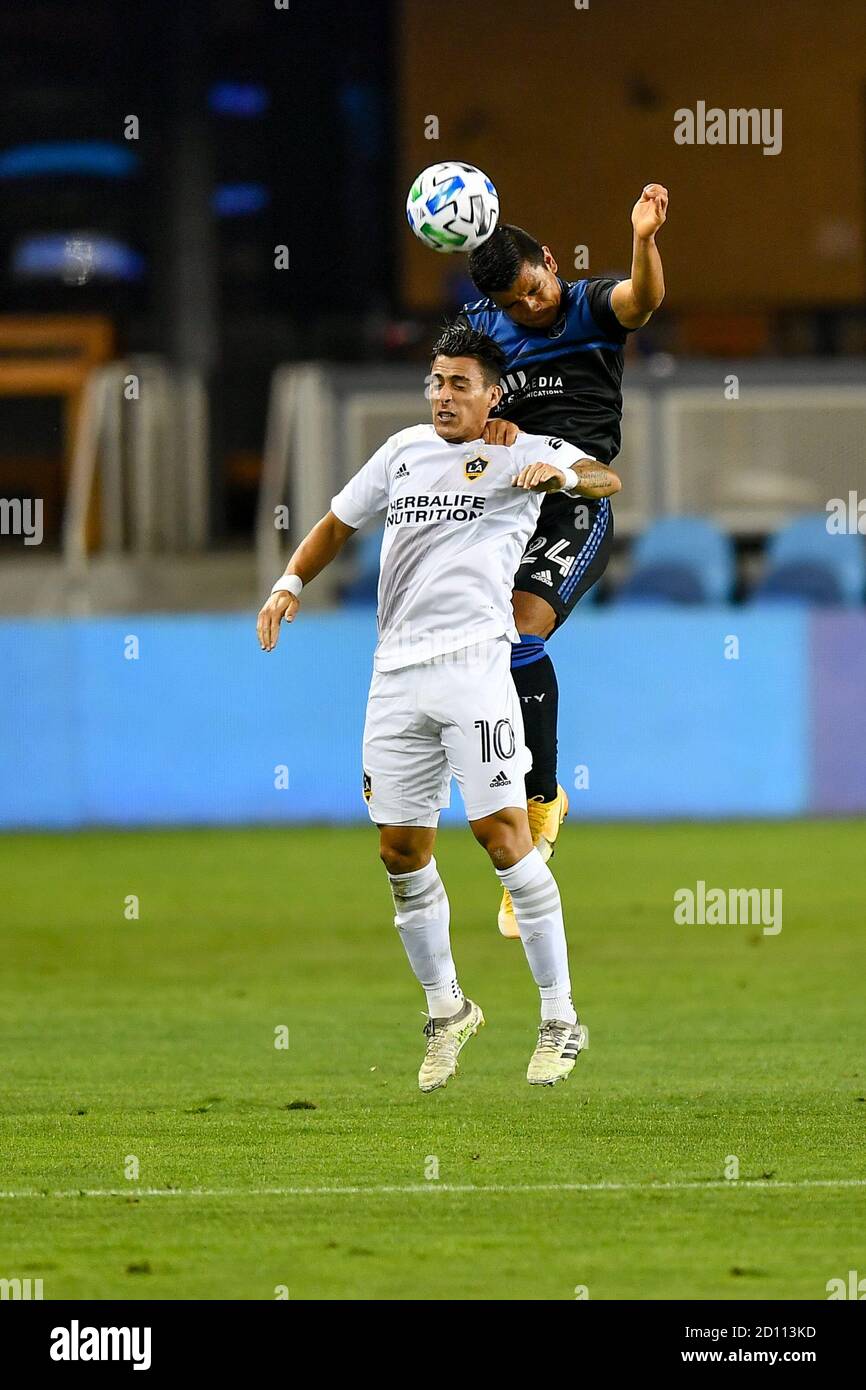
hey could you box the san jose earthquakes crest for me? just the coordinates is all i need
[464,455,488,482]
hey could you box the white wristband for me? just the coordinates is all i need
[559,466,578,492]
[271,574,303,597]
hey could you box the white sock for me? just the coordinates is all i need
[496,848,577,1024]
[389,857,464,1019]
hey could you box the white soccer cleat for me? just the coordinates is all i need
[418,999,485,1092]
[526,1018,588,1086]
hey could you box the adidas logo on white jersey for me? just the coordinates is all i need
[531,569,553,586]
[394,462,409,480]
[489,770,511,788]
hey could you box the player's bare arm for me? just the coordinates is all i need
[610,183,668,330]
[257,511,355,651]
[512,460,622,497]
[567,461,622,497]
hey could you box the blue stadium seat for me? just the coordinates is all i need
[615,517,735,605]
[751,515,865,607]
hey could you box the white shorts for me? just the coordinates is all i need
[362,636,531,826]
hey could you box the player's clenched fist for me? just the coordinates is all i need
[482,418,520,447]
[632,183,668,240]
[257,591,298,651]
[512,462,569,492]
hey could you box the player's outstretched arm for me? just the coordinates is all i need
[611,183,668,330]
[257,511,356,652]
[512,460,622,497]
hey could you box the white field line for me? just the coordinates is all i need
[0,1178,864,1200]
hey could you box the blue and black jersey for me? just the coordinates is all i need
[459,276,630,467]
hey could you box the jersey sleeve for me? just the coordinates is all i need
[515,434,603,497]
[330,440,391,529]
[517,433,596,471]
[583,276,631,343]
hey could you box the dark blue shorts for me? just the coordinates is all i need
[513,493,614,629]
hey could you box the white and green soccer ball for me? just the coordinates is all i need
[405,161,499,253]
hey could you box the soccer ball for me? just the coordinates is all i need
[405,162,499,254]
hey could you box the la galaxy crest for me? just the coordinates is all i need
[464,454,489,482]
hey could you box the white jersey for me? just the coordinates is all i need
[330,424,591,672]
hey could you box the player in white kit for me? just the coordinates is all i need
[257,322,621,1090]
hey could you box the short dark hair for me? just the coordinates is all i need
[430,321,506,386]
[468,224,545,295]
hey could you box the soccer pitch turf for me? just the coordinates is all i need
[1,821,864,1301]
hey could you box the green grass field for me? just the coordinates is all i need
[1,820,864,1301]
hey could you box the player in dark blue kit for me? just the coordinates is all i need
[460,183,668,936]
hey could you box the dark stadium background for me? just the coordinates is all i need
[2,0,863,553]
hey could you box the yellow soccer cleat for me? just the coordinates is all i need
[497,785,569,938]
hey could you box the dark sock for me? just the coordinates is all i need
[511,640,559,802]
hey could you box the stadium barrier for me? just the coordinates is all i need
[64,355,210,572]
[2,610,865,829]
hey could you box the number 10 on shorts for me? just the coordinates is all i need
[474,719,516,763]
